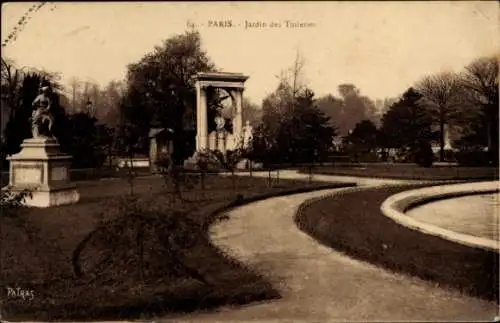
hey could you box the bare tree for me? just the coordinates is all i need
[1,58,23,110]
[416,72,462,162]
[1,58,24,141]
[459,55,499,153]
[272,48,307,111]
[68,77,81,113]
[290,49,306,102]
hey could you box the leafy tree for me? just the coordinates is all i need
[336,84,378,135]
[345,119,379,158]
[254,52,335,165]
[412,139,435,167]
[64,112,113,168]
[254,88,335,165]
[316,94,343,130]
[290,89,336,163]
[122,30,216,164]
[316,85,378,137]
[242,98,262,127]
[380,87,433,161]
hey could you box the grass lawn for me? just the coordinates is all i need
[295,183,499,303]
[1,173,354,320]
[299,163,499,180]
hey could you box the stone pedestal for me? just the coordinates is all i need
[2,138,80,207]
[217,131,227,154]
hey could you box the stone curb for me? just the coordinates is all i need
[297,169,499,181]
[380,181,500,252]
[206,182,358,230]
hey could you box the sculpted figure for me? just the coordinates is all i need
[243,120,253,147]
[31,85,55,138]
[215,114,226,131]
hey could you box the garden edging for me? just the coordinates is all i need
[380,181,500,252]
[205,182,358,230]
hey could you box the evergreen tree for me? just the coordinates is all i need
[380,87,433,151]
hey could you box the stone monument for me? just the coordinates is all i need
[3,84,79,207]
[242,120,253,149]
[184,72,248,167]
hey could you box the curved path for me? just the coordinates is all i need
[169,171,497,322]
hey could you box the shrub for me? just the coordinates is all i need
[0,188,32,218]
[443,149,456,163]
[76,194,203,283]
[455,149,490,166]
[357,151,380,163]
[412,140,434,167]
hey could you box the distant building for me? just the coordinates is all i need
[148,127,175,173]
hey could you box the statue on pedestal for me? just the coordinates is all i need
[243,120,253,146]
[31,85,55,139]
[215,114,226,132]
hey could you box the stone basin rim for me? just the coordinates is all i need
[380,181,500,253]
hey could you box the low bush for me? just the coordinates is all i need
[443,149,457,163]
[2,173,352,320]
[456,149,490,167]
[0,187,32,218]
[412,140,434,167]
[74,194,203,284]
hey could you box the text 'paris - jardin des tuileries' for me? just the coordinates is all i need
[187,20,317,29]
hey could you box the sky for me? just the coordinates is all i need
[2,1,499,105]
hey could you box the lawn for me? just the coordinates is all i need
[0,172,354,320]
[299,163,499,180]
[295,183,499,303]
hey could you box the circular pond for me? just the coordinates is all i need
[406,193,499,241]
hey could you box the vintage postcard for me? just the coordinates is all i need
[1,1,499,322]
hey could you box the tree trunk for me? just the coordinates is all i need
[439,120,445,162]
[231,170,236,194]
[487,121,492,153]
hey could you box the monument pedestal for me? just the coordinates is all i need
[3,138,80,207]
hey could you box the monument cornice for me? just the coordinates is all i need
[198,80,246,89]
[192,72,249,83]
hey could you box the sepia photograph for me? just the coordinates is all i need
[1,1,499,322]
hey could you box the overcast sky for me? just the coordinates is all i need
[2,1,498,104]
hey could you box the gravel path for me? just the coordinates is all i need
[167,172,497,322]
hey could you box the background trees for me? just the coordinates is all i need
[0,58,118,169]
[2,72,69,155]
[251,54,335,165]
[416,72,462,162]
[315,84,379,136]
[3,22,496,169]
[379,87,433,162]
[344,119,379,161]
[458,56,499,164]
[120,30,216,164]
